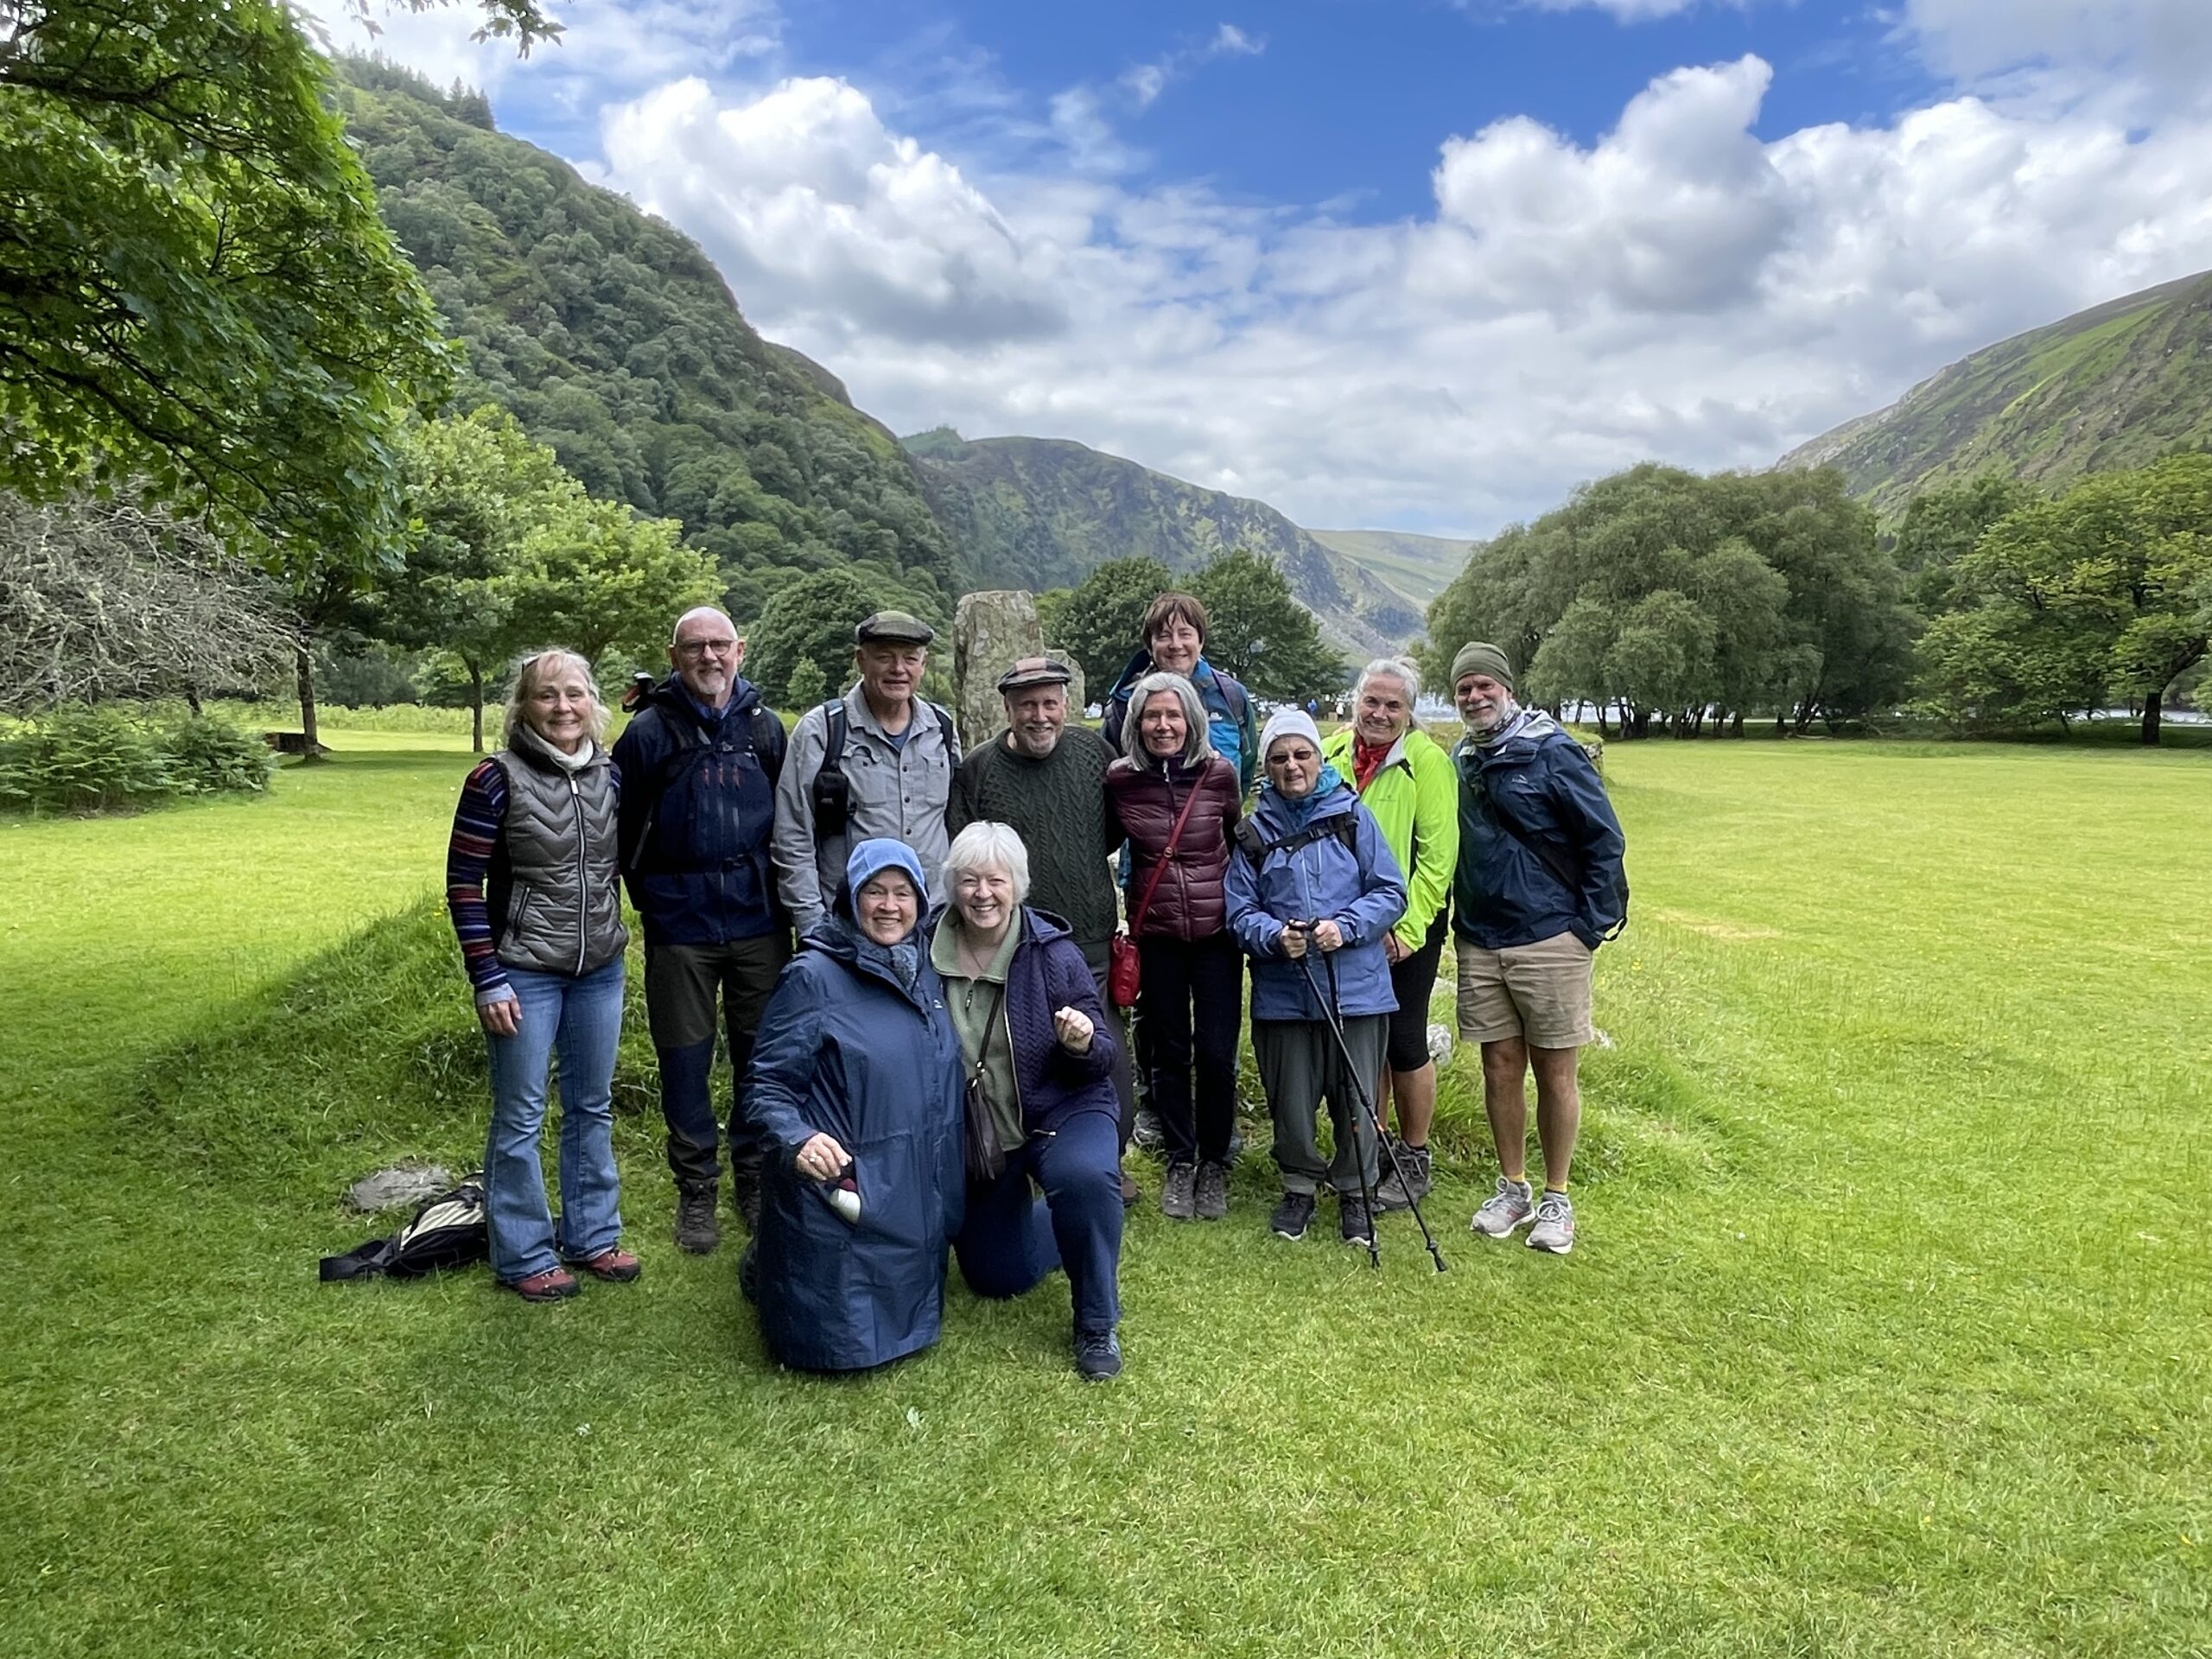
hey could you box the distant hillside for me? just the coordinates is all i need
[1304,529,1471,605]
[335,60,955,621]
[1777,270,2212,518]
[902,431,1426,658]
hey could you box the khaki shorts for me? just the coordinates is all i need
[1455,931,1594,1049]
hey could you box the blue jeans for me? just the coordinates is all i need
[953,1110,1124,1334]
[483,957,626,1282]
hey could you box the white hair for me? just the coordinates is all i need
[944,821,1032,908]
[1356,656,1421,704]
[1119,671,1212,766]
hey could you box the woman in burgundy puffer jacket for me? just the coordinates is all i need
[1103,671,1245,1222]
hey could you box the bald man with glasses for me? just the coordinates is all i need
[613,606,791,1254]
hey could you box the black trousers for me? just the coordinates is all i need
[643,933,790,1192]
[1135,931,1243,1164]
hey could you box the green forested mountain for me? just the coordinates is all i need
[335,60,954,623]
[903,429,1426,657]
[1303,528,1471,605]
[1777,270,2212,519]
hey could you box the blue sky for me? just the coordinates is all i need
[319,0,2212,537]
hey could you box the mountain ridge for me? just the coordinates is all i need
[1777,270,2212,518]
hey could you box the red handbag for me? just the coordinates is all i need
[1109,778,1206,1010]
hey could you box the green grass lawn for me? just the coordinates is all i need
[3,730,2207,1657]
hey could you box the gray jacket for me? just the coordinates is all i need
[772,683,961,934]
[488,728,628,977]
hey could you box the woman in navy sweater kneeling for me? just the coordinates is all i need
[934,822,1128,1380]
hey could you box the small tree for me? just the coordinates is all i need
[1046,556,1174,692]
[506,498,722,672]
[783,656,829,709]
[1192,548,1345,702]
[747,566,937,704]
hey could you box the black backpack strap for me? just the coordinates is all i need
[1238,813,1357,863]
[811,699,849,848]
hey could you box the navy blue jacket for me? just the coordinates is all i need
[611,674,785,944]
[1225,774,1406,1021]
[927,906,1120,1136]
[1452,712,1627,951]
[740,918,965,1372]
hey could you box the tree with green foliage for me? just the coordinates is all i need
[376,409,572,750]
[1426,464,1910,735]
[744,567,940,707]
[1191,549,1345,702]
[1892,474,2036,613]
[1915,454,2212,743]
[506,499,721,672]
[0,0,450,565]
[1040,556,1174,692]
[783,657,829,709]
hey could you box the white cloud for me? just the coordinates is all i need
[641,56,2212,537]
[1903,0,2212,115]
[599,77,1068,347]
[1120,22,1267,109]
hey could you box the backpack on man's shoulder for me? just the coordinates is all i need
[810,696,954,844]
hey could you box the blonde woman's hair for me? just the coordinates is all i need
[1355,655,1422,704]
[502,648,609,748]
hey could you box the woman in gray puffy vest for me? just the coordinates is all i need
[444,649,636,1302]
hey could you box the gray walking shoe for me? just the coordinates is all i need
[1074,1326,1123,1381]
[1527,1190,1576,1255]
[1269,1190,1316,1241]
[1339,1193,1374,1248]
[1470,1176,1535,1238]
[1160,1160,1198,1220]
[1193,1160,1229,1220]
[1375,1142,1433,1211]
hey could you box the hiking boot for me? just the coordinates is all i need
[1269,1190,1316,1241]
[1528,1191,1576,1255]
[571,1248,641,1282]
[729,1167,763,1232]
[1131,1108,1166,1152]
[1160,1160,1197,1219]
[674,1185,721,1255]
[505,1267,580,1303]
[1340,1194,1374,1248]
[1471,1176,1536,1238]
[1375,1143,1433,1212]
[1121,1171,1142,1207]
[1193,1160,1230,1221]
[1074,1326,1123,1381]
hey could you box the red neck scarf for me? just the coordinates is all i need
[1351,734,1393,793]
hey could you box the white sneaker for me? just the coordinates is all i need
[1470,1177,1535,1238]
[1527,1191,1575,1255]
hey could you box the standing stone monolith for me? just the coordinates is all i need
[952,589,1042,751]
[1043,648,1086,720]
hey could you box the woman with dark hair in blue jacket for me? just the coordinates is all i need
[934,821,1128,1381]
[740,839,965,1372]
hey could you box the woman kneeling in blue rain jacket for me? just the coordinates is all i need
[741,839,965,1371]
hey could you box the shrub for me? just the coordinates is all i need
[0,705,174,813]
[160,715,276,795]
[0,707,273,814]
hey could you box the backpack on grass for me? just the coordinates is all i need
[320,1173,489,1282]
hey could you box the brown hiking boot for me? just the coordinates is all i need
[572,1248,641,1282]
[505,1267,580,1303]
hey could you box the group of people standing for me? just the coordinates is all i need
[442,588,1628,1381]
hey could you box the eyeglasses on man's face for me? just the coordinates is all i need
[677,637,740,659]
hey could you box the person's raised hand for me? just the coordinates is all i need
[1052,1005,1094,1053]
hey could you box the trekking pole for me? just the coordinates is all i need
[1296,940,1449,1274]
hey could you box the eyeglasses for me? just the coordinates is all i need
[676,639,740,659]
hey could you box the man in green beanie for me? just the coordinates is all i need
[1448,641,1626,1256]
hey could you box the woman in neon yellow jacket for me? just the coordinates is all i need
[1319,657,1459,1211]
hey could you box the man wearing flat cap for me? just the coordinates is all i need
[950,657,1140,1196]
[1450,640,1627,1257]
[773,611,961,938]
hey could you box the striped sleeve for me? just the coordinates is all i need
[445,759,512,1004]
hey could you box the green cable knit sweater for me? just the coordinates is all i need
[950,726,1119,957]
